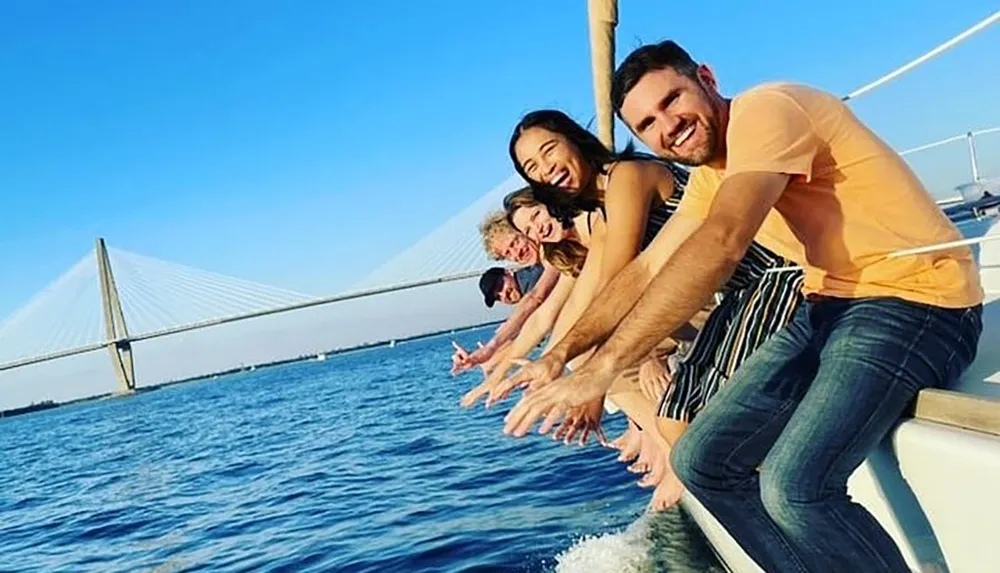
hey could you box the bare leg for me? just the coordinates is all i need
[604,383,670,482]
[648,417,689,511]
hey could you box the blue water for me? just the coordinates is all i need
[0,327,722,572]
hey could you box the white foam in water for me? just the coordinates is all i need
[554,515,654,573]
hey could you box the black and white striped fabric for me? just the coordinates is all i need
[601,158,804,423]
[658,252,804,422]
[638,162,687,250]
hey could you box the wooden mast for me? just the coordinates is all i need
[587,0,618,150]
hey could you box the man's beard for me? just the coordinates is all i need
[663,84,722,167]
[664,116,718,167]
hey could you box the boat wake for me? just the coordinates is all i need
[553,510,727,573]
[554,514,654,573]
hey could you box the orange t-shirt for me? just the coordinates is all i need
[678,83,982,308]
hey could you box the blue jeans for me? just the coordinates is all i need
[671,297,982,573]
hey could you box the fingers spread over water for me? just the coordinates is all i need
[460,380,493,408]
[486,371,529,407]
[594,426,609,448]
[560,419,581,444]
[503,388,566,437]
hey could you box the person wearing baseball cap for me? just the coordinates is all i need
[451,262,557,377]
[478,265,545,308]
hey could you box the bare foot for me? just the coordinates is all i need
[648,467,686,512]
[628,426,664,477]
[611,421,642,463]
[635,429,669,487]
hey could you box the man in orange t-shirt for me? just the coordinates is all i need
[502,41,983,572]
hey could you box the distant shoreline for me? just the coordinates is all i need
[0,320,502,420]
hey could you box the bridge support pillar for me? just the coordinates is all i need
[95,238,136,393]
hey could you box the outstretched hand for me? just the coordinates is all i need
[551,396,608,447]
[450,341,473,376]
[459,352,567,409]
[451,341,490,376]
[502,359,617,437]
[484,353,566,406]
[460,356,520,408]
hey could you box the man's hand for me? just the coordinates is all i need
[450,341,473,376]
[552,396,608,446]
[451,341,491,376]
[638,354,672,403]
[502,357,617,437]
[485,353,566,407]
[459,360,509,408]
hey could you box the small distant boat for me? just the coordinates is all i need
[316,353,326,361]
[389,340,397,348]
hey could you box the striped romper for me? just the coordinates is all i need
[657,244,804,421]
[614,161,804,423]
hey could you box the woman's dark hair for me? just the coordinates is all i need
[509,110,643,211]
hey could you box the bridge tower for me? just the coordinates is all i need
[95,238,136,393]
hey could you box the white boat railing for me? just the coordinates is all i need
[842,10,1000,101]
[900,126,1000,157]
[764,235,1000,274]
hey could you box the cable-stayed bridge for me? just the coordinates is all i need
[0,176,531,407]
[0,126,995,408]
[354,175,527,289]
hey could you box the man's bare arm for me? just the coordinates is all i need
[588,172,789,375]
[545,211,703,367]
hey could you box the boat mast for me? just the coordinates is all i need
[587,0,618,150]
[966,131,982,183]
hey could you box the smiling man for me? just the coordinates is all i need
[480,210,539,266]
[478,265,546,308]
[501,40,983,572]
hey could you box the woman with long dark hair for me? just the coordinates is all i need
[464,111,694,495]
[507,110,688,379]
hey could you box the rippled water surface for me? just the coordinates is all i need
[0,327,723,572]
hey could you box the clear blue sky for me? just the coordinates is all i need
[1,0,998,319]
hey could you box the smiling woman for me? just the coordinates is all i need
[509,109,634,208]
[506,194,573,244]
[503,188,592,277]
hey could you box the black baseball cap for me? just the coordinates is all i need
[479,267,507,308]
